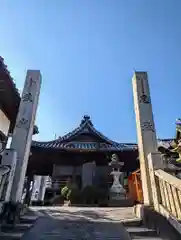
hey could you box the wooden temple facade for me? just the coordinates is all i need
[27,115,174,191]
[28,115,139,189]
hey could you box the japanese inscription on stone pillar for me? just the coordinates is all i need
[141,121,155,132]
[132,71,158,205]
[16,77,36,130]
[10,70,42,202]
[138,74,151,104]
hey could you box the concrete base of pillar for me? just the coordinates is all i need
[31,200,44,206]
[1,149,17,202]
[108,197,134,207]
[141,205,181,240]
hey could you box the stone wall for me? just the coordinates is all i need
[142,206,181,240]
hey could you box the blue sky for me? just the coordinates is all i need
[1,0,181,142]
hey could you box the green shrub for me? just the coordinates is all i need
[81,185,109,205]
[67,190,80,203]
[61,186,69,199]
[81,185,98,204]
[61,183,81,204]
[97,188,108,201]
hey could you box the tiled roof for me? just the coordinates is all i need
[32,115,138,151]
[32,141,138,151]
[157,139,173,149]
[0,56,20,98]
[32,116,173,151]
[0,57,21,132]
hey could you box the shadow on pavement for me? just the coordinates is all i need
[22,209,131,239]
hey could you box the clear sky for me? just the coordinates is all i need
[1,0,181,142]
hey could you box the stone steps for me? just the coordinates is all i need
[0,213,38,239]
[20,215,38,224]
[0,232,23,240]
[123,219,164,240]
[132,237,163,240]
[127,226,158,238]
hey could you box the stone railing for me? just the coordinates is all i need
[147,152,181,234]
[154,169,181,220]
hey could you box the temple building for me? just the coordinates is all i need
[28,115,139,190]
[27,115,173,192]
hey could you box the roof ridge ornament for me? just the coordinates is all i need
[80,115,93,126]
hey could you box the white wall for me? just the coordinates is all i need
[0,109,10,137]
[31,175,42,201]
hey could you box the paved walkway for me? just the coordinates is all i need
[22,207,136,239]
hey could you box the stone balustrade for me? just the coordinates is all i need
[146,153,181,235]
[154,169,181,220]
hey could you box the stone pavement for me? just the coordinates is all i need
[0,212,38,239]
[22,207,136,239]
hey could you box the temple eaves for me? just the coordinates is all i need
[31,116,172,151]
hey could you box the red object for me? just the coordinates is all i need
[128,169,143,203]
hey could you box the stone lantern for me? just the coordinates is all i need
[109,154,126,201]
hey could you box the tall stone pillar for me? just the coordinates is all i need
[10,70,42,202]
[132,72,158,205]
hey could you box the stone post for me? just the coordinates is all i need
[10,70,42,202]
[82,162,96,188]
[147,152,163,210]
[132,72,158,205]
[38,176,48,202]
[31,175,41,201]
[1,149,17,201]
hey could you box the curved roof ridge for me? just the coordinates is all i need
[32,139,60,144]
[157,138,173,141]
[31,117,88,147]
[87,123,117,145]
[74,115,124,146]
[51,115,117,144]
[86,125,138,148]
[31,116,174,150]
[32,116,89,144]
[31,115,124,148]
[59,123,85,141]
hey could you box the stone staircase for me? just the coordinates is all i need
[123,219,164,240]
[0,211,38,239]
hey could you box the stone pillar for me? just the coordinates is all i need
[132,72,158,205]
[1,149,17,201]
[31,175,41,201]
[10,70,42,202]
[38,176,48,202]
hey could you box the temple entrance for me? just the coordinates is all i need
[29,153,137,207]
[26,116,139,206]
